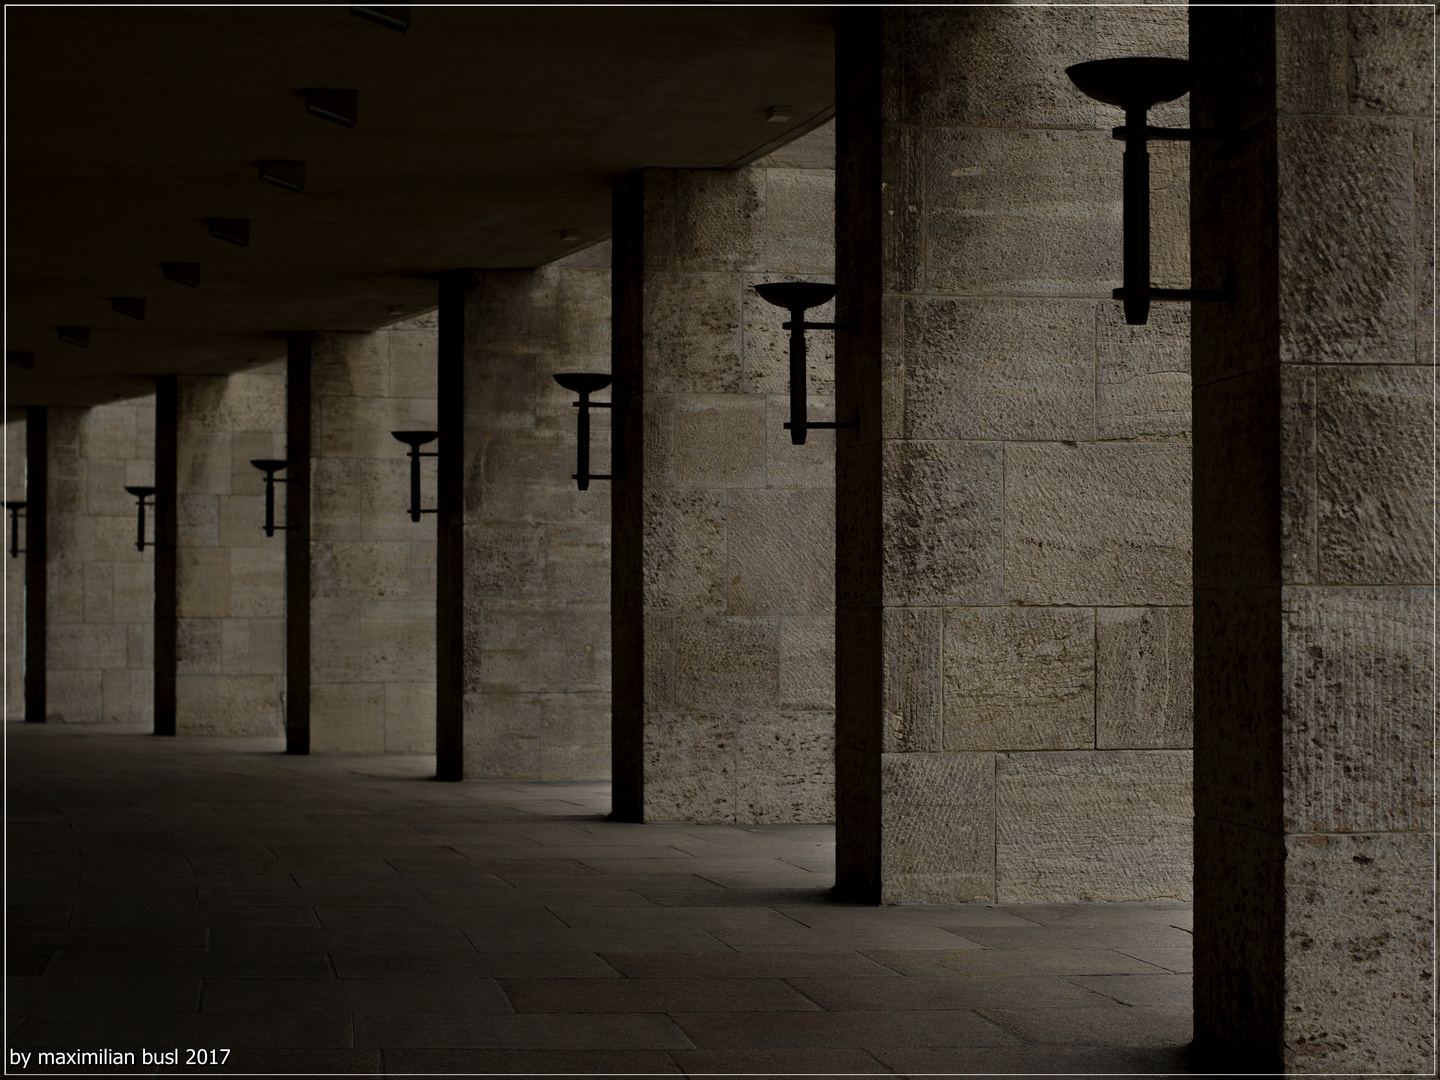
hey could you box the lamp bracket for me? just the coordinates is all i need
[4,500,26,558]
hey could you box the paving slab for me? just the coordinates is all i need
[861,947,1171,978]
[670,1009,1023,1049]
[353,1011,696,1049]
[603,952,900,979]
[502,977,822,1013]
[787,973,1120,1011]
[200,977,513,1014]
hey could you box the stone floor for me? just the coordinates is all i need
[7,723,1197,1075]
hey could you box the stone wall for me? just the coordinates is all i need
[1191,6,1435,1070]
[309,317,438,753]
[835,7,1194,902]
[43,397,155,724]
[461,245,613,779]
[173,365,286,735]
[6,411,27,720]
[612,123,837,822]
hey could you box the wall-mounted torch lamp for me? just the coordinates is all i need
[4,501,26,558]
[123,486,158,552]
[390,431,439,521]
[553,373,612,491]
[1065,57,1235,326]
[249,459,294,538]
[753,282,858,445]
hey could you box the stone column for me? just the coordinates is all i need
[285,334,312,754]
[834,8,1194,902]
[171,365,287,735]
[1191,7,1434,1071]
[457,247,613,780]
[308,318,438,754]
[6,411,26,719]
[611,125,838,823]
[43,398,156,725]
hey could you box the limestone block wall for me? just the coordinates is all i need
[461,246,612,779]
[173,365,286,735]
[43,398,155,723]
[310,317,437,753]
[613,123,838,823]
[1191,6,1435,1070]
[836,7,1194,902]
[6,412,27,719]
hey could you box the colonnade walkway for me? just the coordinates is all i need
[7,723,1194,1075]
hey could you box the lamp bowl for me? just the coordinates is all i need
[1065,57,1194,110]
[554,372,613,395]
[250,458,289,474]
[124,485,157,497]
[391,430,439,448]
[754,281,838,312]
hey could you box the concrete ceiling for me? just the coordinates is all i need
[5,5,836,407]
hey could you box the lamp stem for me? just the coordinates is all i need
[1122,104,1151,326]
[788,307,808,446]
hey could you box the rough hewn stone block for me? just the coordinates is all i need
[881,440,1002,607]
[1282,586,1433,834]
[643,272,743,394]
[903,297,1096,441]
[737,710,835,824]
[1278,115,1414,366]
[727,489,834,616]
[995,750,1192,903]
[880,608,942,753]
[671,396,766,489]
[1096,301,1191,440]
[879,751,995,904]
[1314,365,1433,585]
[1096,606,1193,750]
[176,675,282,736]
[1004,443,1191,606]
[1283,831,1436,1071]
[672,169,764,273]
[780,615,834,711]
[1345,7,1435,117]
[922,128,1120,295]
[177,548,231,618]
[644,711,739,822]
[673,616,780,709]
[311,682,385,753]
[641,491,726,615]
[763,168,835,274]
[943,606,1095,752]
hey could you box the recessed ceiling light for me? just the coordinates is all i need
[258,160,305,193]
[767,105,793,123]
[305,89,359,128]
[207,219,250,246]
[352,6,409,32]
[58,327,90,347]
[111,297,146,319]
[162,263,200,287]
[560,229,580,242]
[7,351,36,370]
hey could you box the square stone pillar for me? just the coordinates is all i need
[41,399,155,725]
[168,366,286,735]
[1191,7,1435,1071]
[308,319,438,754]
[610,126,838,823]
[23,407,46,722]
[834,8,1195,903]
[6,411,27,720]
[454,247,613,780]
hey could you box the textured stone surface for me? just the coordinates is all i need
[173,366,286,737]
[1283,831,1436,1071]
[1096,607,1193,750]
[1282,586,1433,834]
[880,608,941,754]
[309,322,436,753]
[617,128,837,822]
[881,440,1002,608]
[1277,115,1415,366]
[903,298,1095,441]
[1004,444,1191,607]
[995,751,1192,903]
[1096,302,1191,441]
[41,400,155,724]
[879,752,994,904]
[943,607,1094,752]
[1313,365,1433,585]
[922,128,1121,296]
[461,253,613,779]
